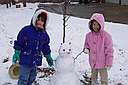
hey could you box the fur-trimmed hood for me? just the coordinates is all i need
[31,9,49,29]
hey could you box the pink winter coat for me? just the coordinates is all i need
[84,13,114,69]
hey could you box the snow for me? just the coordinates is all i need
[0,3,128,85]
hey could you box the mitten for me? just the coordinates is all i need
[12,50,20,64]
[44,53,53,67]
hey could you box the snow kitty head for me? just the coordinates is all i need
[56,42,74,73]
[58,42,72,56]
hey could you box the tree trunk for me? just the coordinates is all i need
[6,0,9,8]
[12,0,16,5]
[23,0,27,7]
[62,0,70,43]
[79,0,83,4]
[6,3,9,8]
[9,0,11,7]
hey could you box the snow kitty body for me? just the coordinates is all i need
[49,43,81,85]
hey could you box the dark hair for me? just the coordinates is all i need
[89,19,101,31]
[37,12,47,30]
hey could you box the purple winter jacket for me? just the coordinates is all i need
[84,13,114,69]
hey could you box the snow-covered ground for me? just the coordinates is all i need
[0,3,128,85]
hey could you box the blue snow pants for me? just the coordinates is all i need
[18,65,37,85]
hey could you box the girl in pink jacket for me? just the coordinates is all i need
[83,13,113,85]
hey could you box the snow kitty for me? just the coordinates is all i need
[50,42,81,85]
[83,13,114,85]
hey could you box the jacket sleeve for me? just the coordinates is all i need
[13,27,27,51]
[84,34,90,49]
[42,32,51,55]
[104,32,114,67]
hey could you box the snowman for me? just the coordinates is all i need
[50,42,81,85]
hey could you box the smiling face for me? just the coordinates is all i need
[36,17,45,29]
[34,11,47,30]
[92,20,101,32]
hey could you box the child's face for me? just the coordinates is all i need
[36,17,45,29]
[92,20,100,32]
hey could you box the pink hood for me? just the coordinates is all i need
[90,13,105,31]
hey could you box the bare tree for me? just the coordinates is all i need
[9,0,11,7]
[6,0,9,8]
[6,0,12,8]
[12,0,16,5]
[62,0,70,43]
[22,0,27,7]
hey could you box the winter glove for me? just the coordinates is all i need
[12,50,20,64]
[44,53,53,67]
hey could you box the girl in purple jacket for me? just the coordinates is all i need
[83,13,114,85]
[12,9,53,85]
